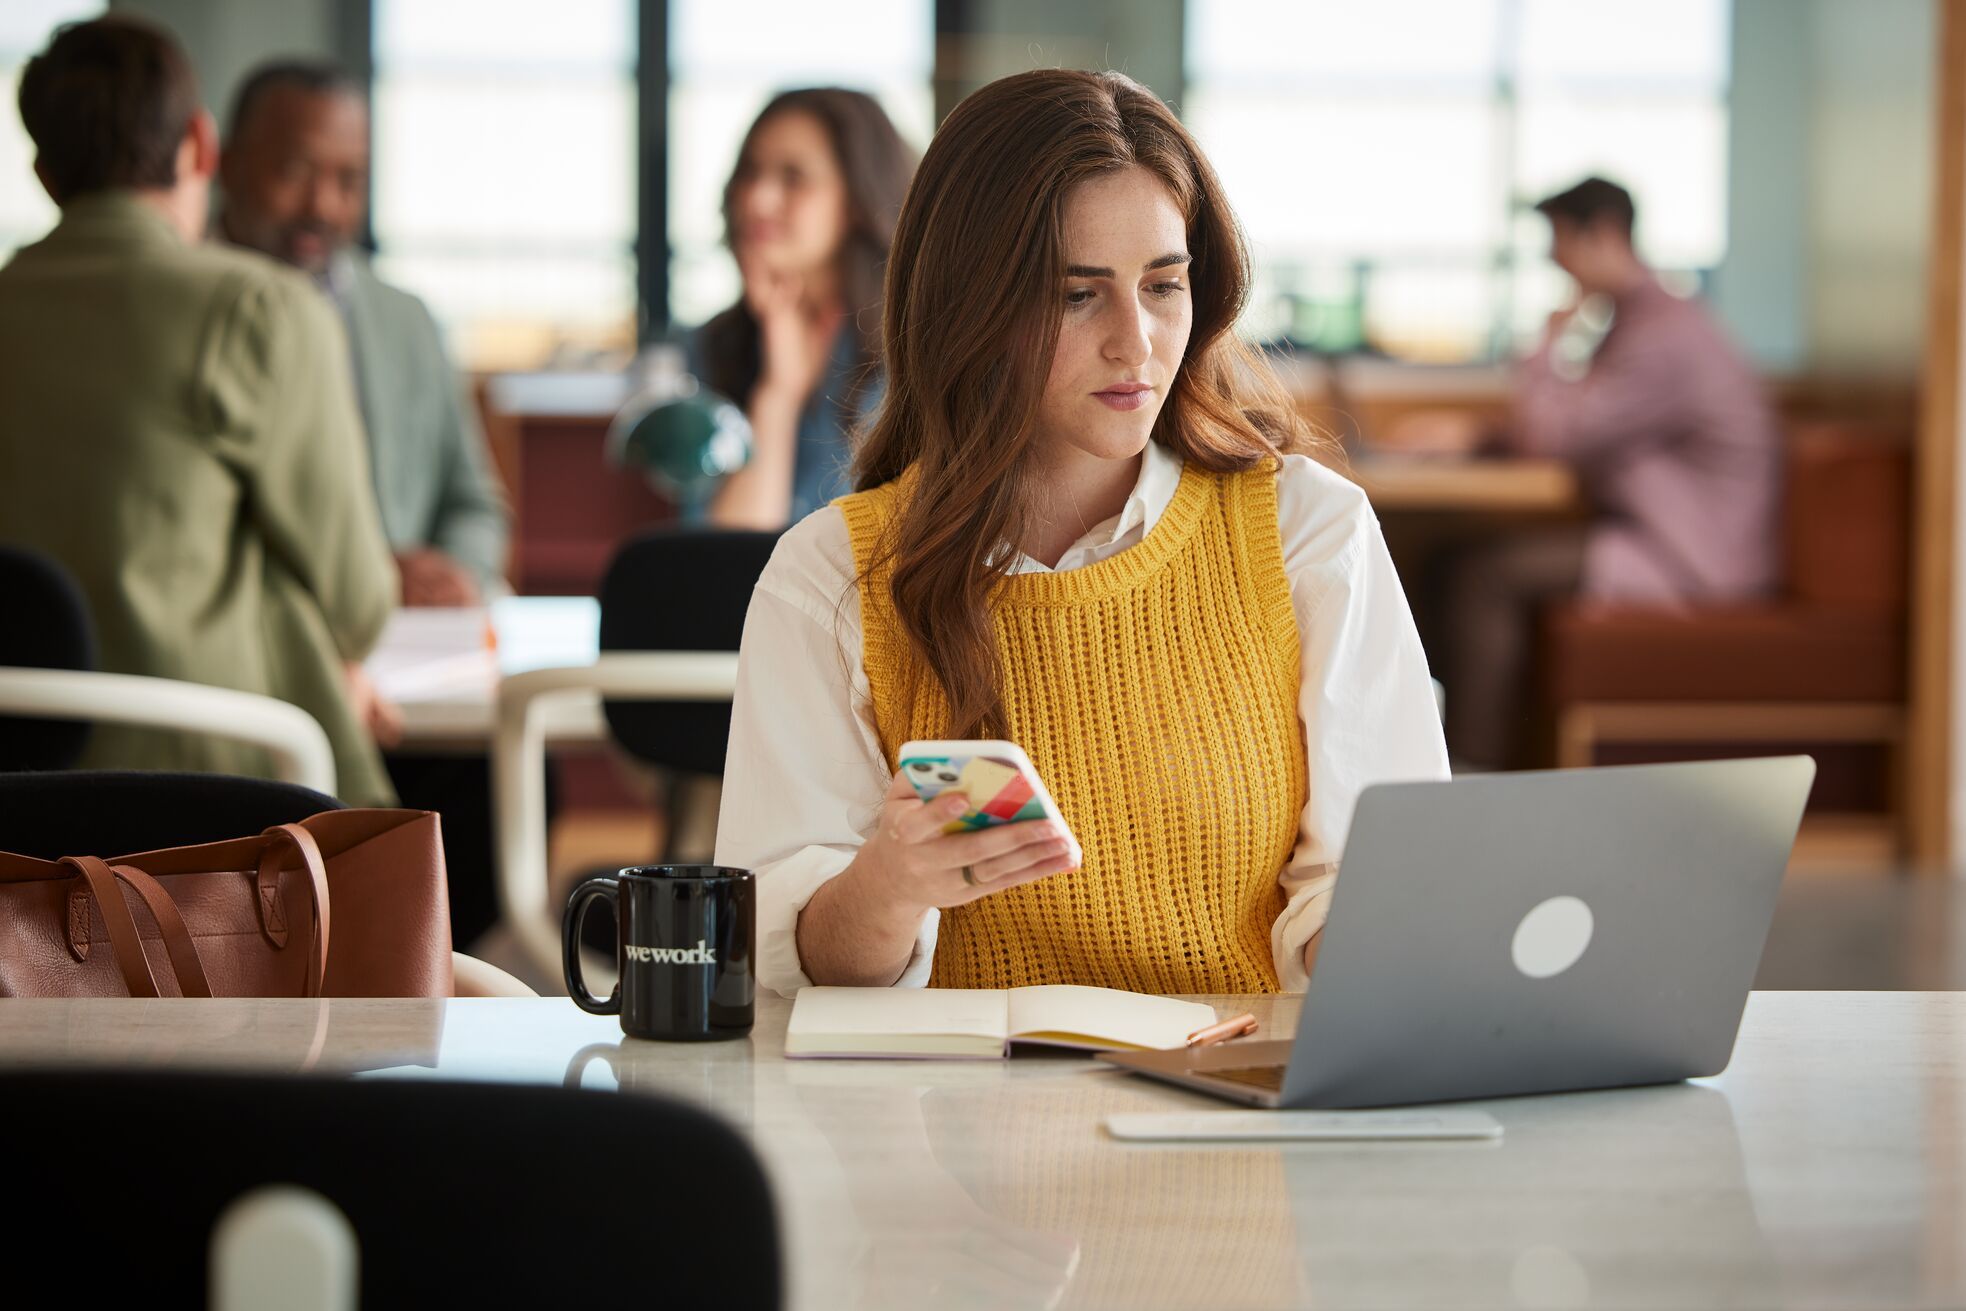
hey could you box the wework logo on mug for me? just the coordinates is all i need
[625,939,718,965]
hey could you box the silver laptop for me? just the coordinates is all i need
[1099,756,1816,1108]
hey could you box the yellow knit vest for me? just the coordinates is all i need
[837,458,1306,993]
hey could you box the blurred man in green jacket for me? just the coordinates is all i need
[0,17,399,805]
[218,61,510,606]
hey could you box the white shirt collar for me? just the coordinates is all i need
[1107,438,1185,544]
[1008,441,1186,575]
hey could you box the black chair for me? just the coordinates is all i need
[598,527,783,779]
[0,1070,782,1310]
[0,542,97,770]
[0,545,336,795]
[495,529,782,969]
[550,529,781,951]
[0,770,343,859]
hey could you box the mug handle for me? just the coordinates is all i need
[562,876,622,1015]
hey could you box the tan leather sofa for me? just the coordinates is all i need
[1542,422,1910,828]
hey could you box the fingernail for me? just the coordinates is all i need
[941,795,969,814]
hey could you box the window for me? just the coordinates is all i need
[370,0,639,372]
[368,0,933,368]
[1184,0,1730,361]
[666,0,933,329]
[0,0,105,263]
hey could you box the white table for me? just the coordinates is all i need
[365,596,602,751]
[365,597,742,976]
[3,991,1961,1310]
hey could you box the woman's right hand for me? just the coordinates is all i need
[738,246,843,405]
[845,771,1080,916]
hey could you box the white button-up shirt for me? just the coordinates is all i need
[716,443,1450,997]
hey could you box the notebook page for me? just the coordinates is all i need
[785,987,1009,1057]
[1006,985,1218,1051]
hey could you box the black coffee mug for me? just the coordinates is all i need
[562,865,755,1041]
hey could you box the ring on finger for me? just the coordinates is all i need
[961,864,976,886]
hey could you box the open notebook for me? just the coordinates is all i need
[784,985,1219,1059]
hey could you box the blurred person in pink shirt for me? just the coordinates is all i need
[1401,177,1782,769]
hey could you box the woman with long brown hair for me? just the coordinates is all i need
[718,70,1447,995]
[692,88,915,527]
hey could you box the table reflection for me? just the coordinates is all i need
[562,1037,756,1130]
[780,1060,1310,1311]
[1283,1083,1778,1308]
[0,997,446,1075]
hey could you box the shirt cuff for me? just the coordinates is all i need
[755,845,940,997]
[1271,867,1338,994]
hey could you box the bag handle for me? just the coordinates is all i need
[64,857,158,997]
[110,863,212,998]
[255,823,331,998]
[62,857,213,998]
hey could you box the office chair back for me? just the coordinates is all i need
[598,528,781,776]
[0,770,344,859]
[0,543,97,769]
[0,1070,782,1310]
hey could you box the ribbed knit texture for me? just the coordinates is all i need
[837,459,1305,993]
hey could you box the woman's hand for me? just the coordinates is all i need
[707,251,844,528]
[739,246,845,406]
[847,770,1080,915]
[796,772,1079,987]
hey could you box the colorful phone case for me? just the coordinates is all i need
[898,746,1054,833]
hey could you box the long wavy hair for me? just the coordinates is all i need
[854,69,1314,738]
[697,88,916,418]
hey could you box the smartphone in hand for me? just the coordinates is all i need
[896,739,1081,863]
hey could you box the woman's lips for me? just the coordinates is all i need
[1093,383,1152,412]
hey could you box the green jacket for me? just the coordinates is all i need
[0,192,399,805]
[333,253,509,588]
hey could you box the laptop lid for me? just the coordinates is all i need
[1273,756,1815,1108]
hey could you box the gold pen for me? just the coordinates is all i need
[1186,1012,1259,1047]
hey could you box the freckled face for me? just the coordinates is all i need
[1031,165,1193,465]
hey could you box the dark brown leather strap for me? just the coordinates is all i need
[63,857,161,998]
[256,824,331,998]
[107,864,212,999]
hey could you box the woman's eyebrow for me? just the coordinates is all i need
[1063,252,1193,278]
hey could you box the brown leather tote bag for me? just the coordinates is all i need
[0,809,453,998]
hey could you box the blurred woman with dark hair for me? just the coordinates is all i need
[693,88,916,527]
[719,70,1448,996]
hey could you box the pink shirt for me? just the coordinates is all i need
[1506,277,1782,605]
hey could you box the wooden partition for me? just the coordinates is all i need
[1909,0,1966,869]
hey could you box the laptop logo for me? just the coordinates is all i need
[1511,896,1594,979]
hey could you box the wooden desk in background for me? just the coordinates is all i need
[1346,455,1582,516]
[475,363,1906,595]
[2,990,1961,1310]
